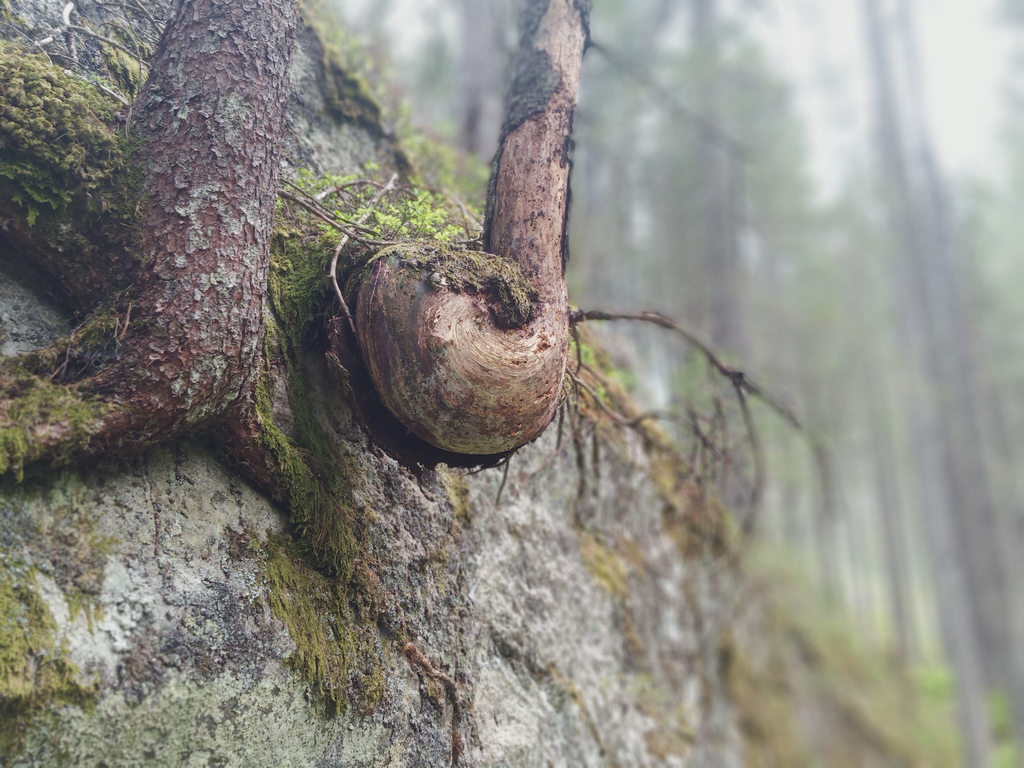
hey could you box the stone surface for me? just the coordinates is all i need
[0,266,70,357]
[0,1,744,765]
[1,412,740,767]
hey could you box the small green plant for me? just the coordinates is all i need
[289,168,468,244]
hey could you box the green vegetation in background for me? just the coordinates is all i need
[729,547,961,767]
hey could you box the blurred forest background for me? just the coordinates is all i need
[326,0,1024,763]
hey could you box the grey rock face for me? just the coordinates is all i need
[0,1,743,765]
[2,413,739,767]
[0,266,70,356]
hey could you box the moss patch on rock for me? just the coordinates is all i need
[0,43,124,224]
[262,211,359,578]
[258,533,384,717]
[0,556,95,756]
[578,532,629,600]
[250,206,391,716]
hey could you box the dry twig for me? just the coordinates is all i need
[326,172,398,335]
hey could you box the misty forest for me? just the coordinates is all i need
[2,0,1024,765]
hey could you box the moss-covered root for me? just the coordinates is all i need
[0,41,141,307]
[0,363,108,483]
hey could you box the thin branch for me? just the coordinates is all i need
[2,21,54,64]
[95,81,130,106]
[65,24,140,60]
[276,190,394,248]
[313,179,384,202]
[116,301,133,340]
[444,188,482,238]
[570,371,636,429]
[495,454,512,505]
[571,309,801,429]
[327,172,398,335]
[732,382,764,537]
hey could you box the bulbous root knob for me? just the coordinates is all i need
[355,245,568,455]
[353,0,586,456]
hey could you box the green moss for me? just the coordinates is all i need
[578,532,629,600]
[255,532,385,717]
[0,361,109,482]
[0,558,95,756]
[268,226,335,335]
[0,41,143,315]
[289,167,467,244]
[0,44,144,480]
[260,533,352,715]
[321,56,382,132]
[19,308,131,379]
[101,45,146,100]
[251,216,393,716]
[253,355,356,580]
[0,42,139,233]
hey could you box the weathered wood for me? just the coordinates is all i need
[355,0,588,455]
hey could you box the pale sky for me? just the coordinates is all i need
[341,0,1015,198]
[754,0,1014,197]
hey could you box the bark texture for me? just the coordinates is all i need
[0,0,297,472]
[104,0,298,433]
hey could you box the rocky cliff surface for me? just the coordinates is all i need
[0,1,742,765]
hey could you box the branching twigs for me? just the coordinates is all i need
[732,381,764,535]
[276,189,394,248]
[325,172,398,334]
[570,309,801,429]
[443,188,482,239]
[313,178,384,202]
[2,20,55,63]
[23,1,153,107]
[66,24,137,60]
[279,172,408,339]
[570,309,800,536]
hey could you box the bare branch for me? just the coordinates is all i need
[571,309,801,430]
[327,172,398,335]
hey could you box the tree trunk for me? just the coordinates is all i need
[860,0,993,761]
[691,0,742,355]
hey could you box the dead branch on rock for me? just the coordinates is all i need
[567,310,803,538]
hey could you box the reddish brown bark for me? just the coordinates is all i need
[42,0,297,459]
